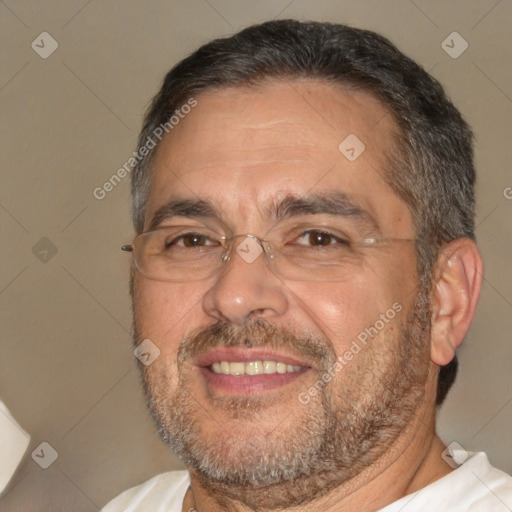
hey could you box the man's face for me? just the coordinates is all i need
[132,80,432,502]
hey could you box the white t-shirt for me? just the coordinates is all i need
[101,452,512,511]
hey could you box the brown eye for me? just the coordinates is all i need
[292,230,349,248]
[308,231,333,246]
[164,232,215,249]
[181,234,209,247]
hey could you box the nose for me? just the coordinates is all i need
[202,236,289,325]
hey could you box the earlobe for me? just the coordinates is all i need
[430,238,483,366]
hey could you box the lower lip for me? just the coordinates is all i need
[197,366,309,394]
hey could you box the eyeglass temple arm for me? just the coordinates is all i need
[121,245,133,252]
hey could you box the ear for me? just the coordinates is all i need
[430,238,483,365]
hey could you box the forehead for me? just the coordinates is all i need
[146,80,413,235]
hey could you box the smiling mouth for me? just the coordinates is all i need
[210,360,304,376]
[195,348,311,393]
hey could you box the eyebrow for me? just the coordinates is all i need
[269,192,375,220]
[267,193,380,234]
[147,199,217,231]
[147,193,380,234]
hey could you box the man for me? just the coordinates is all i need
[103,20,512,511]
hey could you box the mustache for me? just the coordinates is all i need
[177,319,335,369]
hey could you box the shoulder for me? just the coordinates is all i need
[101,470,190,512]
[463,452,512,510]
[380,452,512,512]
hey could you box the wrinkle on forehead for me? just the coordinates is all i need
[156,80,395,160]
[146,80,413,238]
[169,79,395,145]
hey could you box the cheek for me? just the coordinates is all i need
[286,271,409,352]
[133,276,207,353]
[285,280,365,338]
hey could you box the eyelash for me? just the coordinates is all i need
[165,233,218,248]
[292,230,350,247]
[165,229,350,249]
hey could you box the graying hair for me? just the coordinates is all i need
[130,19,476,405]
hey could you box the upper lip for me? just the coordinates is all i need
[194,347,312,369]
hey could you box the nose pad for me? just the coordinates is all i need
[221,235,273,266]
[235,235,265,265]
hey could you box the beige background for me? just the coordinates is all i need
[0,1,510,510]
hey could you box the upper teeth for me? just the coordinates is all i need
[210,361,303,376]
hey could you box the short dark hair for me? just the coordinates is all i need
[131,19,476,405]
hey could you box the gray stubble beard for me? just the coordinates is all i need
[136,287,431,509]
